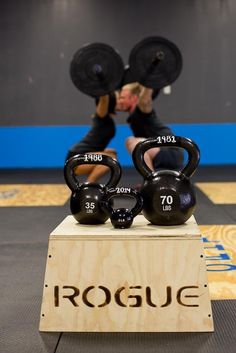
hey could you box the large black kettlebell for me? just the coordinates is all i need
[101,187,143,229]
[64,154,122,224]
[132,136,200,225]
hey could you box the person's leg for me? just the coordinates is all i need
[153,148,184,171]
[126,137,160,171]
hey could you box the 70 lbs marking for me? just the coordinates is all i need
[160,195,173,211]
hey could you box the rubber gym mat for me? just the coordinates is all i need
[221,205,236,222]
[193,189,233,224]
[196,182,236,204]
[0,184,70,206]
[0,242,60,353]
[0,206,68,243]
[55,300,236,353]
[200,225,236,300]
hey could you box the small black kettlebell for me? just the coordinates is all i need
[132,136,200,225]
[64,154,122,224]
[101,187,143,229]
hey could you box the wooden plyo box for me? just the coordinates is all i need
[39,215,214,332]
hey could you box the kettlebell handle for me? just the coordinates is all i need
[64,154,122,191]
[101,187,143,217]
[132,136,200,179]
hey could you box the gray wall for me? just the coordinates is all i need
[0,0,235,126]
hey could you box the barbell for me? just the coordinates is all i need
[70,37,183,97]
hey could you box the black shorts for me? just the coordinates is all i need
[65,147,88,162]
[65,114,115,162]
[153,147,184,171]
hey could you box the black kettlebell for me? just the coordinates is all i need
[64,154,122,224]
[101,187,143,229]
[132,136,200,225]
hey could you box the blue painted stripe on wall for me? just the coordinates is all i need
[0,123,235,167]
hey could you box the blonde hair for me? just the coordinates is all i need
[122,82,142,96]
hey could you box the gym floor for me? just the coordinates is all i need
[0,166,236,353]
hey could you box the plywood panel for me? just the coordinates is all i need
[40,216,213,332]
[0,184,70,206]
[51,215,201,240]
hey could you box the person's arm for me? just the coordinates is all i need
[137,85,154,113]
[95,95,109,118]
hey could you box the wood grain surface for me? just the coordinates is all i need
[196,182,236,204]
[200,225,236,300]
[40,216,213,332]
[0,184,70,206]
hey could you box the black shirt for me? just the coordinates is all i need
[127,106,172,138]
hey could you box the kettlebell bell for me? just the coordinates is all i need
[132,136,200,225]
[101,187,143,229]
[64,153,122,224]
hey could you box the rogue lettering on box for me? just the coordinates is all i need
[54,285,199,308]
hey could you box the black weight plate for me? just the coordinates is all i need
[70,43,124,97]
[129,37,183,89]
